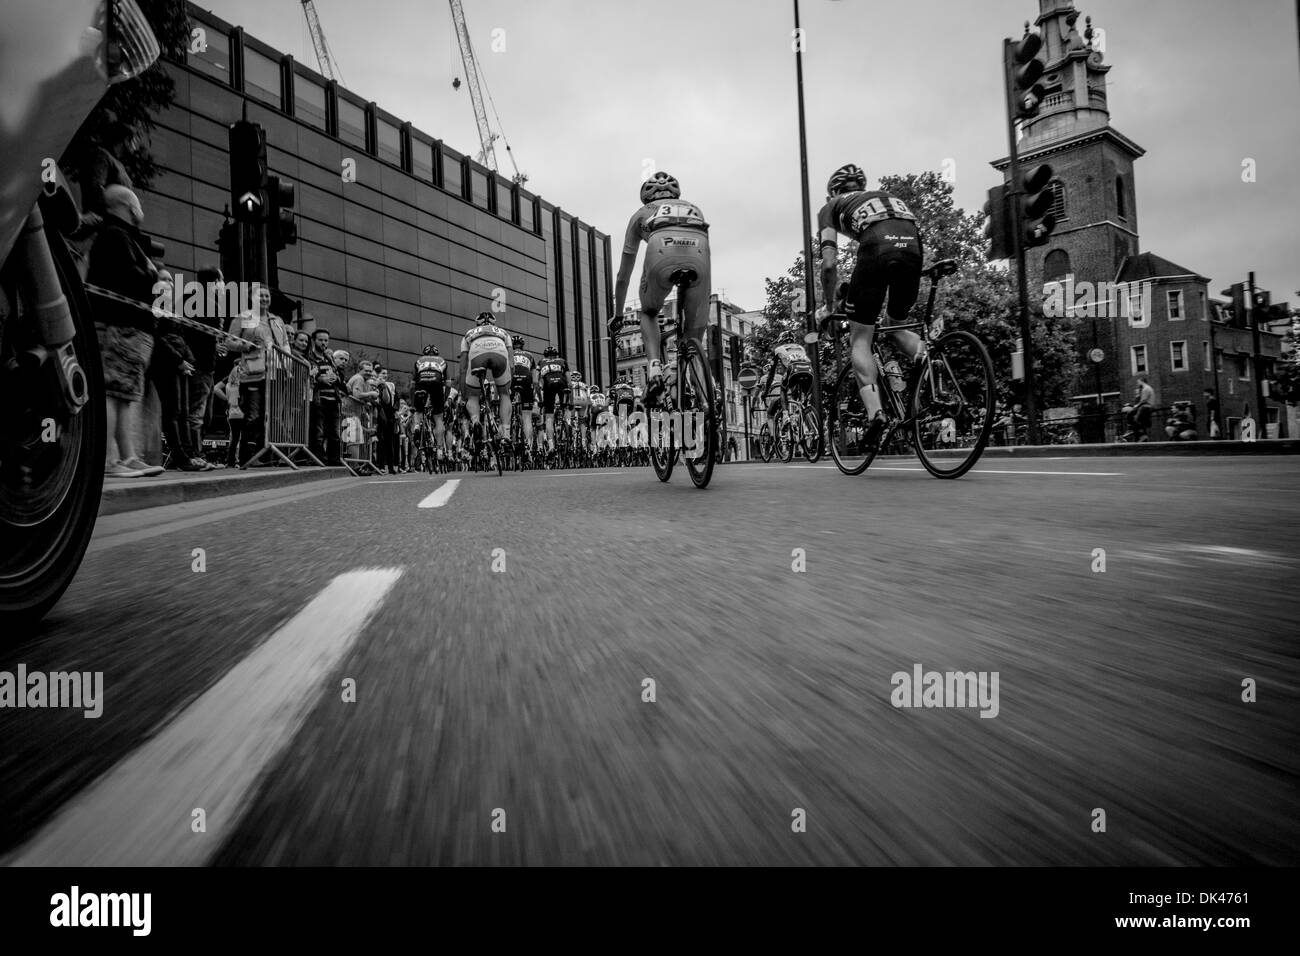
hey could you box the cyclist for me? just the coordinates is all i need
[588,386,610,450]
[760,330,814,442]
[814,163,925,449]
[608,373,636,447]
[570,374,591,455]
[456,311,513,452]
[509,334,538,457]
[612,171,711,397]
[411,344,449,462]
[537,345,570,453]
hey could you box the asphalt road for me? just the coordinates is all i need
[1,456,1296,865]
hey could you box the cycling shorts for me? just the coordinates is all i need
[412,384,445,416]
[638,229,711,321]
[512,375,535,409]
[844,220,923,326]
[541,384,568,415]
[467,336,511,387]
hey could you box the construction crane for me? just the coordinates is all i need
[447,0,527,185]
[301,0,345,86]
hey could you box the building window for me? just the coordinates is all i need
[1170,341,1187,371]
[411,139,433,181]
[1167,290,1183,320]
[1203,341,1211,370]
[1215,348,1224,372]
[191,26,230,83]
[441,148,463,197]
[1127,284,1145,323]
[1048,180,1068,223]
[376,119,401,166]
[294,74,327,130]
[1236,355,1250,380]
[1116,176,1127,220]
[337,98,366,149]
[470,168,488,208]
[1130,345,1147,375]
[1043,249,1071,285]
[243,48,282,108]
[1199,291,1206,321]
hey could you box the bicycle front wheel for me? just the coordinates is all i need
[911,330,995,479]
[758,422,774,462]
[799,402,823,463]
[828,363,876,476]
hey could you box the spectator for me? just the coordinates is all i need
[373,365,399,474]
[87,185,164,477]
[218,285,275,465]
[347,360,380,462]
[80,120,136,220]
[214,364,243,468]
[147,270,208,471]
[1165,401,1197,441]
[1204,388,1221,439]
[396,398,413,471]
[291,330,311,359]
[309,330,344,465]
[180,267,226,469]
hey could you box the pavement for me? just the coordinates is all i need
[2,455,1296,865]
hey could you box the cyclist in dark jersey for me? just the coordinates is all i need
[411,344,449,457]
[537,345,570,453]
[816,163,926,448]
[509,335,538,454]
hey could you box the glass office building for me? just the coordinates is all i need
[139,4,615,386]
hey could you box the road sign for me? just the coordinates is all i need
[1088,348,1105,364]
[737,364,759,390]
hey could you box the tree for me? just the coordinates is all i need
[62,1,192,191]
[743,170,1079,410]
[1271,303,1300,405]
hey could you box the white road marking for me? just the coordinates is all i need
[368,478,429,484]
[3,568,403,866]
[788,465,1122,476]
[418,479,461,508]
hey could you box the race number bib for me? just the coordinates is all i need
[513,354,532,369]
[849,196,915,232]
[647,202,706,230]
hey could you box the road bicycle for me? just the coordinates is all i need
[469,368,505,476]
[637,269,718,489]
[755,358,822,464]
[823,258,995,479]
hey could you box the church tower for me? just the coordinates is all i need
[992,0,1145,294]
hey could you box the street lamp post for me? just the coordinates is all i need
[792,0,823,452]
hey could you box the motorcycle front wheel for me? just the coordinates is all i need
[0,217,105,633]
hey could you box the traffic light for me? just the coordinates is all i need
[1253,288,1270,312]
[217,215,240,281]
[228,121,267,223]
[1220,283,1246,325]
[1019,163,1056,248]
[266,175,297,252]
[1011,28,1047,120]
[982,184,1012,261]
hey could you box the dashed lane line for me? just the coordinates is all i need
[3,568,403,866]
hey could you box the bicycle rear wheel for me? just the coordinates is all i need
[758,422,774,462]
[681,341,716,488]
[828,363,876,476]
[647,395,676,482]
[800,403,823,462]
[911,330,995,479]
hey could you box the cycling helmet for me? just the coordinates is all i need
[827,163,866,196]
[777,330,796,346]
[475,311,496,326]
[422,344,438,356]
[512,335,525,350]
[544,345,559,358]
[640,171,680,204]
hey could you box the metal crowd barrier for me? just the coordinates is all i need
[341,403,378,476]
[244,346,324,469]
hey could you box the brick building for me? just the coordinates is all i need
[990,0,1285,435]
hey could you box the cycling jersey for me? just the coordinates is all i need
[774,343,811,373]
[623,200,710,254]
[609,382,635,410]
[571,380,590,410]
[818,190,916,246]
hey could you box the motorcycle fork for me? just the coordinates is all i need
[9,204,89,416]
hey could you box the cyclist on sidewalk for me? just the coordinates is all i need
[814,163,925,449]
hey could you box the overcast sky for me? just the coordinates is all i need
[198,0,1300,314]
